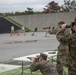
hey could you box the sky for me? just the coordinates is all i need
[0,0,64,13]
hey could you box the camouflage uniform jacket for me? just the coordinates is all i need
[68,33,76,65]
[56,29,70,65]
[66,33,76,75]
[58,33,76,75]
[30,60,58,75]
[57,32,76,58]
[68,33,76,58]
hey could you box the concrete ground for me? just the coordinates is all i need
[0,32,59,73]
[0,32,59,62]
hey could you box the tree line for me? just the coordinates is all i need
[0,0,76,16]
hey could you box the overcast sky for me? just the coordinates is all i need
[0,0,64,13]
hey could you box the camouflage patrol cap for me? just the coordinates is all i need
[71,22,76,27]
[37,53,47,60]
[71,17,76,27]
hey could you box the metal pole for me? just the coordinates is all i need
[30,69,33,75]
[30,63,33,75]
[21,61,24,75]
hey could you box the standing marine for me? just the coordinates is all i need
[67,21,76,75]
[56,21,70,75]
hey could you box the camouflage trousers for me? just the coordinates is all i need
[68,46,76,75]
[68,57,76,75]
[56,50,69,75]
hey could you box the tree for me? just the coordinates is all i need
[43,1,61,13]
[27,7,35,14]
[61,0,76,12]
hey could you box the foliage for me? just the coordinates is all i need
[0,7,35,16]
[61,0,76,12]
[43,1,61,13]
[26,7,35,14]
[0,0,76,16]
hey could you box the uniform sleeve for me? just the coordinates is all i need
[56,30,70,43]
[30,62,40,71]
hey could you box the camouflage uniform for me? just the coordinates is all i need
[56,29,70,75]
[56,29,76,75]
[65,21,76,75]
[67,33,76,75]
[30,60,58,75]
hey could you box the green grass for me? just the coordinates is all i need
[0,66,42,75]
[49,57,68,75]
[63,66,68,75]
[0,65,68,75]
[0,58,68,75]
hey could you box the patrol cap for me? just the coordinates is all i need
[71,22,76,27]
[37,53,47,60]
[71,17,76,26]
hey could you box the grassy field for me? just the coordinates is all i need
[0,59,68,75]
[0,51,68,75]
[0,66,42,75]
[0,66,68,75]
